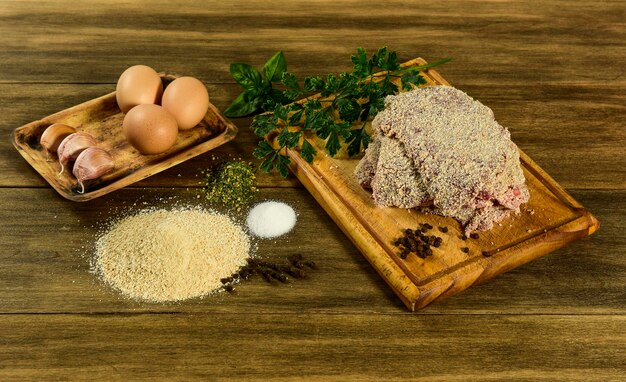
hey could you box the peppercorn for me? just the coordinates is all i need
[438,226,448,233]
[393,225,443,260]
[461,247,470,253]
[470,233,480,239]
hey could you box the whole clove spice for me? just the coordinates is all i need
[221,254,317,292]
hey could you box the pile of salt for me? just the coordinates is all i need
[246,201,296,239]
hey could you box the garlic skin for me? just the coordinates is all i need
[73,147,114,194]
[57,132,97,175]
[40,123,76,158]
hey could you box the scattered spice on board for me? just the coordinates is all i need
[393,223,443,260]
[200,160,258,212]
[94,207,251,302]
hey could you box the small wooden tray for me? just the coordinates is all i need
[273,58,599,310]
[12,74,238,201]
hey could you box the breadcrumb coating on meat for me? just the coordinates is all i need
[354,135,381,189]
[354,86,529,233]
[371,136,429,209]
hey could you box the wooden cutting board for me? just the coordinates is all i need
[273,58,599,311]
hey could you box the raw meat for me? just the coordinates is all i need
[354,86,529,233]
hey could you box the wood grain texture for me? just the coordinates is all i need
[0,0,624,379]
[0,0,624,85]
[0,188,622,315]
[1,314,624,381]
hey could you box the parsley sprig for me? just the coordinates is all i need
[225,47,450,177]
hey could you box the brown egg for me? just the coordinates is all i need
[116,65,163,113]
[122,104,178,155]
[162,76,209,130]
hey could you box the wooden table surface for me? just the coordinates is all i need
[1,1,624,380]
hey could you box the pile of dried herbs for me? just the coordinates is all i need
[200,160,258,212]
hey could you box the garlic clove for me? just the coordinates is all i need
[40,123,76,159]
[73,147,114,194]
[57,132,97,175]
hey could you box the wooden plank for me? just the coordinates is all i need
[0,187,622,314]
[1,83,624,190]
[0,313,624,380]
[0,1,624,86]
[0,0,622,378]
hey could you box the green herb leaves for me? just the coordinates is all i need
[351,47,369,78]
[253,140,291,178]
[230,63,262,90]
[224,90,259,119]
[224,52,287,117]
[263,51,287,82]
[300,139,317,162]
[227,47,451,177]
[351,46,400,78]
[401,70,426,91]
